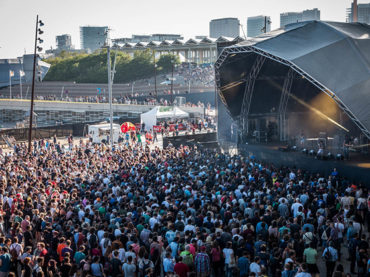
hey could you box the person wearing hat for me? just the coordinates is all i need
[194,246,210,277]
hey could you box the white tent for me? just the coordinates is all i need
[141,106,189,131]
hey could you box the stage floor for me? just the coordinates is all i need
[240,142,370,185]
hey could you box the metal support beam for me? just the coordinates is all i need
[279,68,294,141]
[239,55,266,135]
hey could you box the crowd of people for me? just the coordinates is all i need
[0,133,368,277]
[174,64,215,88]
[25,95,205,109]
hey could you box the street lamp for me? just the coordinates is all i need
[28,15,44,153]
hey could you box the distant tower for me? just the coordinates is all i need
[353,0,358,22]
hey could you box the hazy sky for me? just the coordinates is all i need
[0,0,362,59]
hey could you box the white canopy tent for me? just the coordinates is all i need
[140,106,189,131]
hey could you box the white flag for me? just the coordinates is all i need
[9,70,14,77]
[19,70,25,77]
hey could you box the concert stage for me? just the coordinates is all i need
[240,142,370,184]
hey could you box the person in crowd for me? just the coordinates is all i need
[0,136,367,277]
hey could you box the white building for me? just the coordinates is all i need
[209,18,240,38]
[80,26,108,53]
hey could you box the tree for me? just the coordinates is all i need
[43,49,180,83]
[157,54,180,73]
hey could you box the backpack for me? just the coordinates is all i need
[321,227,329,240]
[104,261,113,273]
[103,238,111,248]
[182,253,194,269]
[10,247,18,261]
[175,221,185,232]
[89,234,98,248]
[141,260,151,276]
[324,248,332,261]
[77,233,84,247]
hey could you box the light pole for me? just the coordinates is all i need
[28,15,44,153]
[107,45,113,146]
[261,16,271,34]
[170,58,174,105]
[153,51,157,102]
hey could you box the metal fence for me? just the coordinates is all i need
[0,123,86,145]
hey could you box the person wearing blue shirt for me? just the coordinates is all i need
[163,252,175,274]
[0,247,11,276]
[256,220,268,233]
[322,242,338,277]
[238,251,250,277]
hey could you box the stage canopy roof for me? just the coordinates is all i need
[215,21,370,138]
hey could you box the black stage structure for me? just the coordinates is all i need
[215,21,370,183]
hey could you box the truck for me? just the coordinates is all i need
[88,123,121,144]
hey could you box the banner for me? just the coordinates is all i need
[153,126,162,133]
[9,70,14,77]
[19,70,25,77]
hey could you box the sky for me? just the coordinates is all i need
[0,0,363,59]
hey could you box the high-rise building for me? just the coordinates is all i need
[247,16,271,37]
[209,18,240,38]
[280,8,320,27]
[347,2,370,24]
[56,34,72,50]
[80,26,108,52]
[302,8,321,21]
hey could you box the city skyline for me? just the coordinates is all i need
[0,0,366,58]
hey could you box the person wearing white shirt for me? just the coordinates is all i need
[249,257,262,276]
[78,209,85,222]
[291,199,303,218]
[118,247,126,262]
[114,228,122,238]
[97,229,105,242]
[184,221,196,233]
[149,215,159,230]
